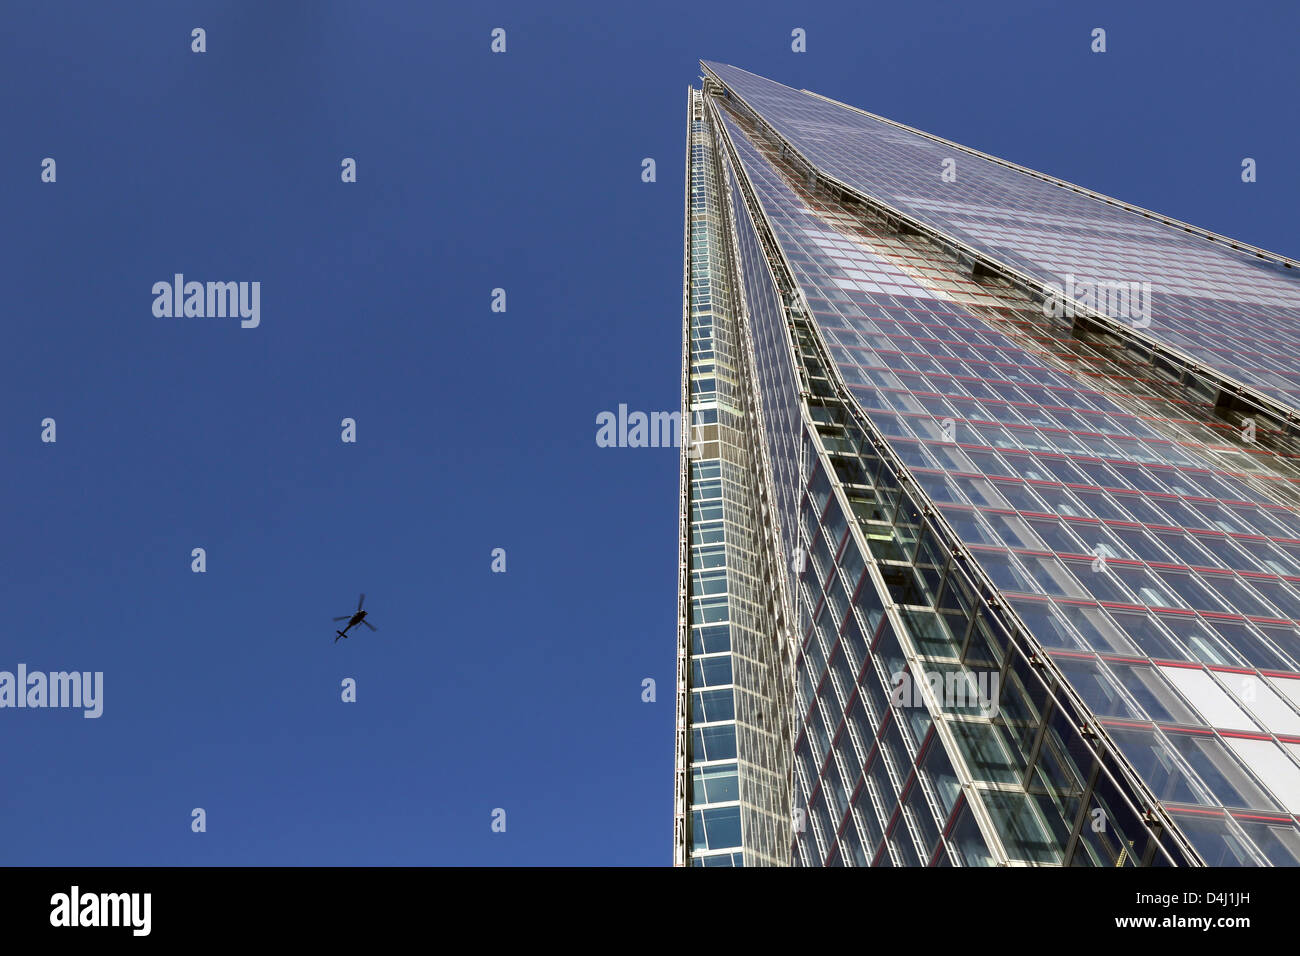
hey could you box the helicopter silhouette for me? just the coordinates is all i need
[333,593,377,643]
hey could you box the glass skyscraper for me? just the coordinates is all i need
[676,61,1300,867]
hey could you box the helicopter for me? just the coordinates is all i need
[333,593,377,642]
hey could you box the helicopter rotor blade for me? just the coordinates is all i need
[357,593,366,612]
[362,620,377,632]
[332,616,351,622]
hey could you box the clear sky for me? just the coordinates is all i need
[2,0,1297,866]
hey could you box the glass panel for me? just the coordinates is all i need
[1105,663,1200,724]
[1053,656,1139,718]
[1169,813,1261,866]
[1224,739,1300,812]
[1163,732,1280,811]
[1106,726,1213,806]
[1156,667,1258,731]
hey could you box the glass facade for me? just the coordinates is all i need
[675,89,793,866]
[703,62,1300,411]
[678,63,1300,866]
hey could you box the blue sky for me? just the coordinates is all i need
[1,0,1296,865]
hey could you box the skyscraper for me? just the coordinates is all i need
[676,61,1300,866]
